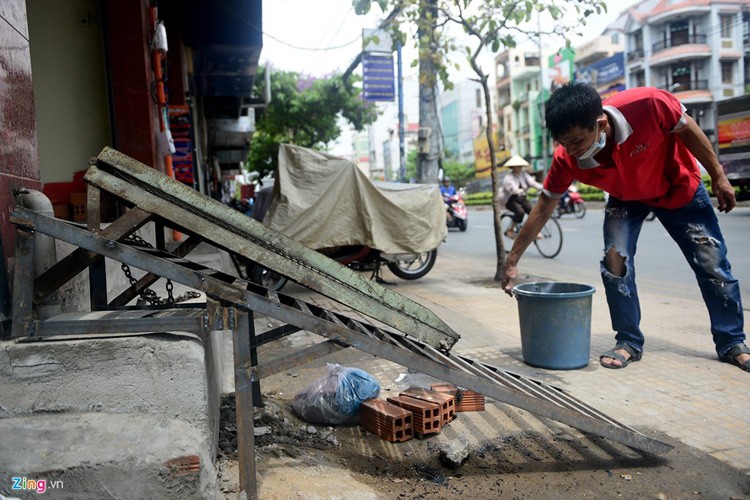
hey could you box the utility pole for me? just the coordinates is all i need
[538,13,548,175]
[397,40,406,182]
[417,0,440,184]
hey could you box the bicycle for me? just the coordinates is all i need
[500,211,563,258]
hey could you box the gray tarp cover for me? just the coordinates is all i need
[264,144,447,254]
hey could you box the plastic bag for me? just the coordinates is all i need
[292,363,381,425]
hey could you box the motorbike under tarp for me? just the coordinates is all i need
[264,144,447,254]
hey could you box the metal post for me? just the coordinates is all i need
[538,14,548,176]
[397,40,406,182]
[234,308,257,499]
[11,227,36,337]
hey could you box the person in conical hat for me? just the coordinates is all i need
[498,155,542,239]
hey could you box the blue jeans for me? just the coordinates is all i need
[602,183,745,359]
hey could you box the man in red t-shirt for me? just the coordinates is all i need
[501,83,748,373]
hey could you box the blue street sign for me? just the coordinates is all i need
[363,52,395,102]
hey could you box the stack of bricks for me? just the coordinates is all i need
[400,387,455,426]
[387,395,442,437]
[430,383,486,412]
[359,398,414,442]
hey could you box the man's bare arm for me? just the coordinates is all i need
[501,193,558,295]
[674,114,736,213]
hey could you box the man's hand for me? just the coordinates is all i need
[712,176,737,213]
[501,263,518,297]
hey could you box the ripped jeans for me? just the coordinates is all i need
[602,183,745,359]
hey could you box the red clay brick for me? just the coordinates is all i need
[400,387,455,425]
[430,383,486,412]
[387,395,442,436]
[359,398,413,443]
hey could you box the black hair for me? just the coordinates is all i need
[545,83,602,139]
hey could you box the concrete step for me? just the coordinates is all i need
[0,412,218,498]
[0,333,221,498]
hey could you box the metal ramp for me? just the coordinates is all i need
[10,148,672,498]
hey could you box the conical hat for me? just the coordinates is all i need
[503,154,529,168]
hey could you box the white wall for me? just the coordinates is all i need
[27,0,111,184]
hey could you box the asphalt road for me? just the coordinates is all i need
[441,206,750,307]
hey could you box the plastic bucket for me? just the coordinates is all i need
[512,282,596,370]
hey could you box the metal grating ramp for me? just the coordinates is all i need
[85,147,459,352]
[11,206,672,457]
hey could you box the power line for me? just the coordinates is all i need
[263,30,362,52]
[215,1,363,52]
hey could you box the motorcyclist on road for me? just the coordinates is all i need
[440,177,456,198]
[557,182,578,213]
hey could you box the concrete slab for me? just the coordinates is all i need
[0,413,218,498]
[0,333,221,498]
[0,333,211,435]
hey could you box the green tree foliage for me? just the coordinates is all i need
[405,149,418,182]
[246,66,380,178]
[442,158,475,187]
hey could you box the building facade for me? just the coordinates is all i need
[438,79,486,165]
[494,0,750,173]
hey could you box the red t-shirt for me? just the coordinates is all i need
[543,87,701,209]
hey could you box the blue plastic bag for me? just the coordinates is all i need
[292,363,381,425]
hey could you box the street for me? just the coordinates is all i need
[441,206,750,307]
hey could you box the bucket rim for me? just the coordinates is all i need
[512,281,596,299]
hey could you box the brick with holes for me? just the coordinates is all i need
[430,383,485,412]
[359,398,413,443]
[400,387,455,425]
[387,395,442,436]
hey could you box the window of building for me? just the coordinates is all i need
[634,30,643,51]
[670,20,689,46]
[476,89,482,108]
[671,64,691,89]
[720,15,734,38]
[721,61,734,84]
[633,70,645,87]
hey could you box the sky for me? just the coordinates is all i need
[260,0,641,79]
[259,0,641,157]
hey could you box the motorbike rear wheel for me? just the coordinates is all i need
[387,249,437,280]
[249,264,288,291]
[574,202,586,219]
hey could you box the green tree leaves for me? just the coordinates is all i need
[245,66,380,178]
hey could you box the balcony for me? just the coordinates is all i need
[658,80,709,92]
[652,34,707,54]
[650,36,711,68]
[626,48,644,63]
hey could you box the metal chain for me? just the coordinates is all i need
[119,234,201,305]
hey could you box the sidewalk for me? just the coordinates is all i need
[240,243,750,495]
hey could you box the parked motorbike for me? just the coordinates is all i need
[553,190,586,219]
[230,145,444,291]
[233,246,438,291]
[444,191,468,231]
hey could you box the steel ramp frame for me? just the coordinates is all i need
[86,147,460,353]
[12,207,674,465]
[9,146,673,497]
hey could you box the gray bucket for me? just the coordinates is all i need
[512,282,596,370]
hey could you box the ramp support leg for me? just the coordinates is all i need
[234,308,257,499]
[11,227,36,337]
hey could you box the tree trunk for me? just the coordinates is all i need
[416,0,440,184]
[476,76,506,280]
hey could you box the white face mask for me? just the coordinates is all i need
[577,129,606,160]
